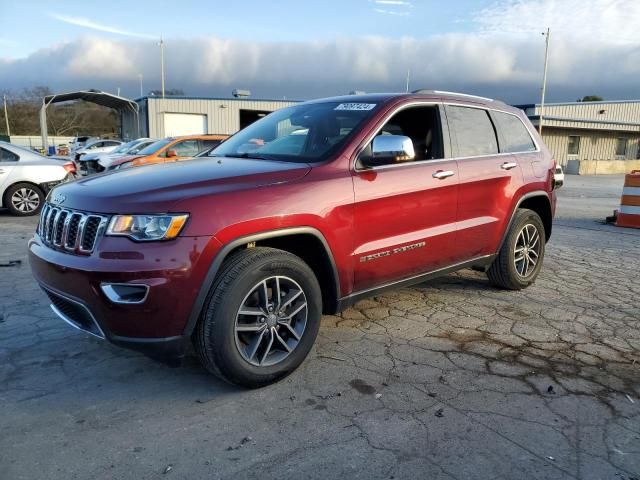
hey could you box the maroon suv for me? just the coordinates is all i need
[29,91,558,387]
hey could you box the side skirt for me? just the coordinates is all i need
[335,254,496,312]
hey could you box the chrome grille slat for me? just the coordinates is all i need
[37,203,108,255]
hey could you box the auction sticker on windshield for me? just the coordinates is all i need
[334,103,376,111]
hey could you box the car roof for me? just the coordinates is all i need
[305,91,519,113]
[164,134,229,141]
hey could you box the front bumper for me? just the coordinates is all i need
[28,233,221,362]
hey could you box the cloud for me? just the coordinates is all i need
[474,0,640,45]
[1,32,638,103]
[373,0,412,5]
[373,8,411,16]
[50,13,155,39]
[2,1,639,103]
[371,0,412,16]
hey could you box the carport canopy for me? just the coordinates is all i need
[40,89,139,149]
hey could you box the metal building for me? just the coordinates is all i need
[121,96,299,141]
[518,100,640,174]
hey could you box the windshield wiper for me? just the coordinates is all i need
[223,152,274,160]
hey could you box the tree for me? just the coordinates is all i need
[0,86,117,136]
[577,95,604,102]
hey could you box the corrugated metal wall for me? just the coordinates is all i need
[527,101,640,130]
[542,128,640,166]
[146,98,297,138]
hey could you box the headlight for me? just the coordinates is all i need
[106,214,189,241]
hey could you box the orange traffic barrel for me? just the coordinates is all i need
[616,170,640,228]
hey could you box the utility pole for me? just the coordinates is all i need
[539,28,550,135]
[159,37,166,99]
[3,94,10,136]
[138,73,144,97]
[405,69,411,93]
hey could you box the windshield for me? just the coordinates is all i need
[211,101,378,163]
[112,140,138,154]
[128,140,153,154]
[136,139,172,155]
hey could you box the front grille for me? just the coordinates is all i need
[38,203,109,255]
[44,288,104,338]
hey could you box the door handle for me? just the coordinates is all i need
[501,162,518,170]
[432,170,454,180]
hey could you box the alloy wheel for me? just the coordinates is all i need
[234,275,308,367]
[513,224,541,278]
[11,187,40,212]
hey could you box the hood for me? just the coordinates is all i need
[98,153,131,167]
[106,154,141,167]
[47,157,311,213]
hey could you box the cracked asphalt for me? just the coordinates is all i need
[1,175,638,480]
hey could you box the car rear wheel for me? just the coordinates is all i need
[487,208,545,290]
[194,247,322,388]
[5,183,44,216]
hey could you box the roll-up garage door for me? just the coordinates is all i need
[163,113,208,137]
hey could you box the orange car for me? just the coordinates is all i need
[110,134,228,170]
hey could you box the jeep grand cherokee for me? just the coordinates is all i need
[29,91,558,387]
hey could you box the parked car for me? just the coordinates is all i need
[29,92,557,387]
[78,138,155,176]
[0,141,76,216]
[69,136,97,155]
[74,139,123,161]
[554,165,565,188]
[108,135,228,170]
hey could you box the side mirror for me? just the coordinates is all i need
[166,149,177,158]
[361,135,415,168]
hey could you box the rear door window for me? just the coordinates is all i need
[446,105,498,158]
[491,111,537,153]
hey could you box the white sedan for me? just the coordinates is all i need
[0,142,76,216]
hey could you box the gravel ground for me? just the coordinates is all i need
[0,175,638,480]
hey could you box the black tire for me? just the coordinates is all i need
[4,183,45,216]
[194,247,322,388]
[487,209,546,290]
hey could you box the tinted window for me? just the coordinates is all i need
[446,106,498,157]
[492,111,536,153]
[0,147,19,162]
[616,138,627,157]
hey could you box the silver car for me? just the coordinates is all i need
[0,142,76,216]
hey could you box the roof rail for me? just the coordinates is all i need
[411,89,496,103]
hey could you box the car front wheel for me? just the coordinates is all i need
[5,183,44,216]
[194,247,322,388]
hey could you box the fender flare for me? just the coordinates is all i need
[183,226,340,336]
[497,190,551,253]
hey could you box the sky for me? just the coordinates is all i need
[1,0,639,103]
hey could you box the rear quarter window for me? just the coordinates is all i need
[492,111,537,153]
[446,105,499,157]
[0,147,19,162]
